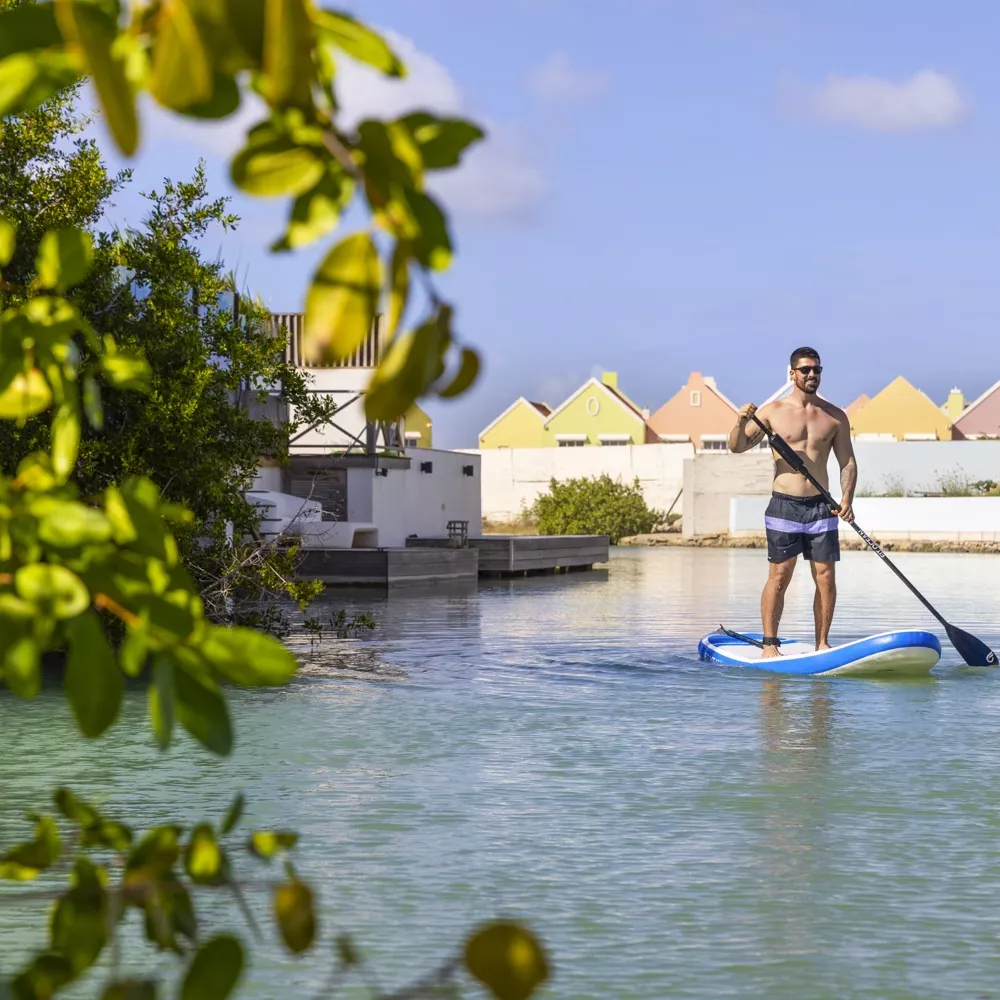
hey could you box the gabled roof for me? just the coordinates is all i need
[542,376,647,427]
[700,375,739,412]
[845,394,870,416]
[957,378,1000,422]
[478,396,550,439]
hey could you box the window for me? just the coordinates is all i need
[601,439,628,446]
[558,439,585,447]
[689,390,701,407]
[700,439,728,451]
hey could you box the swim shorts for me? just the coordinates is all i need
[765,492,841,563]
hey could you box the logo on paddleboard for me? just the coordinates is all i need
[989,651,998,666]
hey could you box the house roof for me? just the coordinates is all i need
[845,394,871,416]
[957,378,1000,422]
[700,375,739,412]
[543,376,648,427]
[478,396,550,439]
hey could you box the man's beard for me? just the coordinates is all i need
[801,382,819,395]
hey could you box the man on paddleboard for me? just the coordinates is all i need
[729,347,857,657]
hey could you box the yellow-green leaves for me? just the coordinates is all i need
[439,347,480,399]
[65,610,122,738]
[149,655,175,749]
[34,500,113,549]
[184,824,223,884]
[174,665,233,756]
[388,240,409,336]
[273,877,315,953]
[304,231,381,361]
[0,4,79,116]
[51,858,108,975]
[0,218,15,267]
[397,112,484,170]
[54,0,138,156]
[199,625,299,686]
[231,130,326,197]
[248,830,297,859]
[180,936,244,1000]
[50,403,80,482]
[312,9,405,77]
[35,228,94,292]
[464,922,549,1000]
[16,564,89,620]
[150,0,212,112]
[0,815,61,881]
[220,793,244,835]
[271,171,355,252]
[0,368,52,420]
[2,634,41,698]
[264,0,314,109]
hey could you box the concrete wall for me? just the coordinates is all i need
[731,496,1000,542]
[681,451,773,537]
[347,448,481,547]
[469,443,693,522]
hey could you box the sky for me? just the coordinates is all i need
[86,0,1000,448]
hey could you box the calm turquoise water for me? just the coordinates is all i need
[3,547,1000,999]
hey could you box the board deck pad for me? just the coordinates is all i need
[698,629,942,677]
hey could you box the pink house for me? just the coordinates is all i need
[954,379,1000,439]
[647,372,739,451]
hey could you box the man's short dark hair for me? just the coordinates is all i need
[790,347,820,369]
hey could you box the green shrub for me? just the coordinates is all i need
[528,474,664,543]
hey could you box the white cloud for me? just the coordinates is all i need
[528,51,610,104]
[803,70,967,133]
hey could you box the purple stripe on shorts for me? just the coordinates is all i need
[765,515,839,535]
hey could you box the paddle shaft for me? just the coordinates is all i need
[748,412,952,631]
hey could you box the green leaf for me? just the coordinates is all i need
[198,625,298,686]
[388,240,409,336]
[149,654,174,749]
[101,982,157,1000]
[271,171,354,252]
[180,936,243,1000]
[51,858,108,974]
[125,825,182,881]
[464,922,549,1000]
[230,135,325,197]
[273,880,315,953]
[303,232,381,362]
[55,1,138,155]
[118,628,148,678]
[2,635,41,699]
[397,112,485,170]
[174,665,233,756]
[34,228,93,292]
[220,793,244,835]
[437,347,480,399]
[10,955,74,1000]
[117,477,174,563]
[140,876,196,952]
[102,352,151,391]
[0,368,52,420]
[34,499,113,548]
[399,188,452,271]
[149,0,212,111]
[247,830,297,859]
[223,0,266,68]
[54,788,99,827]
[82,376,103,429]
[0,2,63,59]
[16,564,90,620]
[0,815,60,880]
[264,0,313,108]
[174,72,241,119]
[50,403,80,482]
[0,219,15,267]
[312,9,404,77]
[0,50,80,117]
[184,824,224,885]
[65,610,122,738]
[364,310,451,422]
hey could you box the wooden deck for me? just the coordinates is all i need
[405,534,609,577]
[298,547,478,587]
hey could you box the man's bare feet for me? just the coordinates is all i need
[816,643,831,652]
[761,646,781,659]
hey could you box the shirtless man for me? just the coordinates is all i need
[729,347,858,658]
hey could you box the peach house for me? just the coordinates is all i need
[954,379,1000,439]
[647,372,739,451]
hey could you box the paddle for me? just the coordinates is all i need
[748,411,998,667]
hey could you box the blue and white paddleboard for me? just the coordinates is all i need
[698,629,941,677]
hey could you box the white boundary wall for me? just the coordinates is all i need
[466,444,694,522]
[731,496,1000,542]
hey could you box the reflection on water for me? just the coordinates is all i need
[2,547,1000,998]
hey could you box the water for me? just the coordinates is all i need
[3,547,1000,999]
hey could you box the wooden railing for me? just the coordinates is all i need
[271,312,384,369]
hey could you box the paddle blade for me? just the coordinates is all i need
[945,623,998,667]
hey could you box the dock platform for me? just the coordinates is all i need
[405,534,609,577]
[298,547,478,588]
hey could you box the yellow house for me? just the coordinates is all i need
[941,387,966,423]
[403,404,433,448]
[850,376,954,441]
[478,397,552,448]
[543,372,656,446]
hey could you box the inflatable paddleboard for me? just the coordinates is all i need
[698,628,941,677]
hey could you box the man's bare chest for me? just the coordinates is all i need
[772,409,837,450]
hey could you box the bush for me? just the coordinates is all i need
[528,474,664,543]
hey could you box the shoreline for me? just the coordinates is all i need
[617,533,1000,554]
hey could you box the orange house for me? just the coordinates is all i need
[647,372,739,451]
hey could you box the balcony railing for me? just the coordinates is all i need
[272,312,384,369]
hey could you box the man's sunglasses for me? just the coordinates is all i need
[793,365,823,375]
